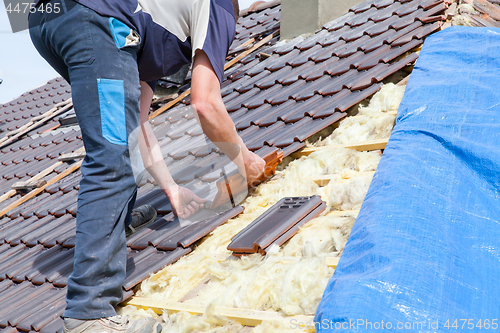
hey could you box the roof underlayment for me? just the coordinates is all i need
[0,0,479,331]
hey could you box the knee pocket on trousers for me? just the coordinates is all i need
[97,78,127,146]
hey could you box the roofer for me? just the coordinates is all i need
[28,0,266,331]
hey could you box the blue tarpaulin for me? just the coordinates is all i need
[315,26,500,332]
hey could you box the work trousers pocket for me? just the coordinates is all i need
[97,78,127,146]
[108,17,141,49]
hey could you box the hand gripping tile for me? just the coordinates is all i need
[208,147,283,210]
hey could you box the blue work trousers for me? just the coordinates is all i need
[29,0,141,319]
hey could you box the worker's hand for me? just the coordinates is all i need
[168,185,207,219]
[243,151,266,189]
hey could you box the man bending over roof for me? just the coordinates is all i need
[29,0,265,331]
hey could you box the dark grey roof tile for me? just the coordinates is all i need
[281,141,306,157]
[310,40,346,62]
[6,287,65,328]
[243,84,283,109]
[347,6,378,27]
[294,76,332,101]
[39,317,64,333]
[234,104,272,130]
[18,293,66,331]
[0,283,53,321]
[256,100,297,127]
[2,216,42,244]
[327,51,365,76]
[156,206,243,250]
[279,61,316,85]
[245,121,287,151]
[287,45,322,67]
[22,214,74,247]
[255,66,292,89]
[349,0,374,14]
[336,83,383,111]
[225,87,261,112]
[228,196,325,254]
[123,247,190,290]
[302,57,341,81]
[369,1,402,22]
[266,49,300,71]
[381,39,423,62]
[356,44,393,70]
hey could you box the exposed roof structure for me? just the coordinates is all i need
[452,0,500,26]
[0,0,452,331]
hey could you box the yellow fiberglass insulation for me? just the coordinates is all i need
[307,148,382,175]
[320,174,374,211]
[117,305,157,320]
[252,320,311,333]
[118,83,406,332]
[159,304,243,333]
[138,253,221,301]
[320,112,395,145]
[160,308,311,333]
[182,243,334,316]
[281,215,356,257]
[318,83,405,146]
[357,83,405,115]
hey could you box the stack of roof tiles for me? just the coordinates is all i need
[454,0,500,27]
[0,0,448,331]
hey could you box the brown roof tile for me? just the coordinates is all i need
[4,288,65,328]
[17,294,66,331]
[228,196,326,254]
[123,247,191,290]
[39,317,64,333]
[0,283,53,320]
[23,247,73,282]
[156,206,244,250]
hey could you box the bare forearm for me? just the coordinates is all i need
[191,51,250,162]
[138,82,206,217]
[138,121,177,191]
[193,99,248,160]
[138,81,177,195]
[191,50,266,187]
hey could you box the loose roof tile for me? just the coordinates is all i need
[228,196,326,255]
